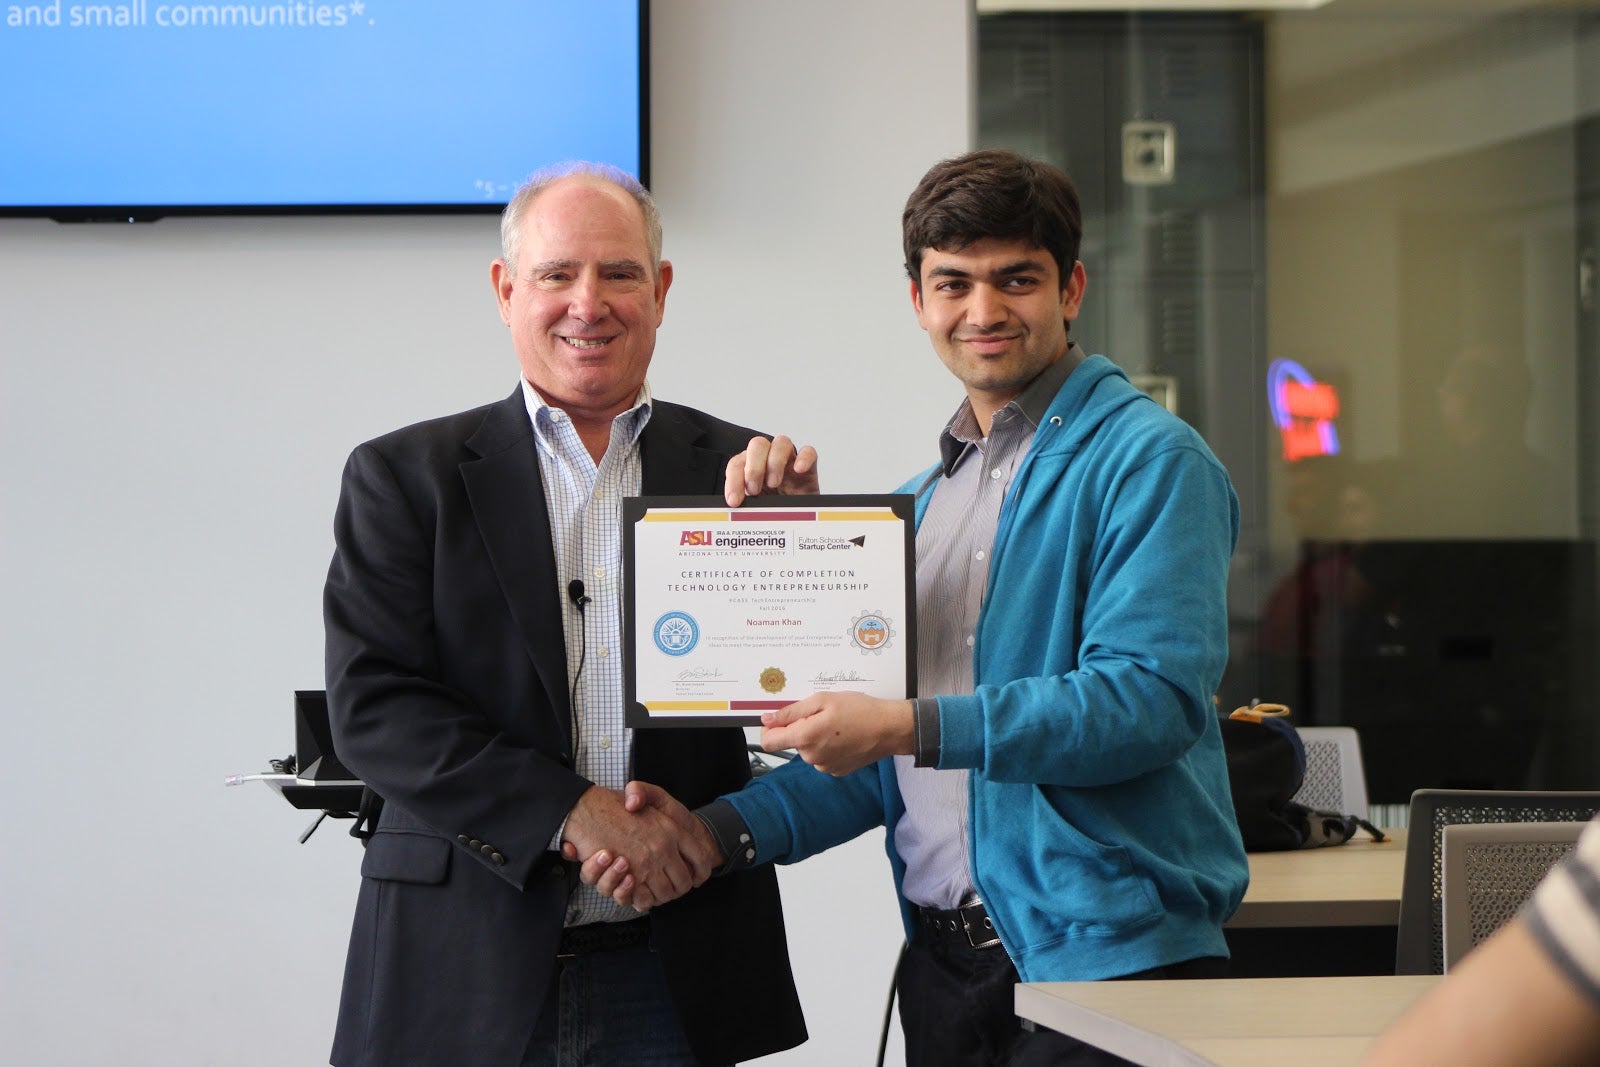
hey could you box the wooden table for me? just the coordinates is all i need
[1229,829,1406,929]
[1015,974,1440,1066]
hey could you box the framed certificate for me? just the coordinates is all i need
[623,494,916,728]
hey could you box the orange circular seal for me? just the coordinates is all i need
[759,667,787,694]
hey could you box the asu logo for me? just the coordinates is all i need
[679,530,714,546]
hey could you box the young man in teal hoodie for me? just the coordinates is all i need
[586,149,1249,1066]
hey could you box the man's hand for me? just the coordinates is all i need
[761,692,915,776]
[559,784,720,911]
[572,782,725,908]
[725,435,819,506]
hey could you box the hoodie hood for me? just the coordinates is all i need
[899,352,1181,514]
[1031,353,1153,456]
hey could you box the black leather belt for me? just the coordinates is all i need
[915,898,1002,950]
[557,917,652,959]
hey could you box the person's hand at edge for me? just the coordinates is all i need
[761,691,915,776]
[724,435,819,506]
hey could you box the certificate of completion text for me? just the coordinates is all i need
[623,495,916,727]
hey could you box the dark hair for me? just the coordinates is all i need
[902,149,1083,288]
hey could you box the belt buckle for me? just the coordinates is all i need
[959,900,1001,949]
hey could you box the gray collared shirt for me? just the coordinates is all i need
[893,350,1077,910]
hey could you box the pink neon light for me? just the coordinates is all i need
[1267,359,1341,462]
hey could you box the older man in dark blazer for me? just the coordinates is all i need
[323,163,806,1067]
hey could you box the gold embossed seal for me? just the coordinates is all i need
[759,667,787,694]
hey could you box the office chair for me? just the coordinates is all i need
[1440,820,1586,971]
[1291,726,1369,817]
[1396,789,1600,974]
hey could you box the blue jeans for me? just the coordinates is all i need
[522,937,719,1067]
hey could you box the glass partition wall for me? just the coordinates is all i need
[978,1,1600,818]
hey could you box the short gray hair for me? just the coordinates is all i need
[499,162,663,277]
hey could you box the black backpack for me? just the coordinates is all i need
[1218,704,1386,851]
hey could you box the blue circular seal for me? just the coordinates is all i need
[652,611,700,656]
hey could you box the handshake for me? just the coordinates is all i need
[558,689,915,911]
[559,781,722,913]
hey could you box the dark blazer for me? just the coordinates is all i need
[324,389,806,1067]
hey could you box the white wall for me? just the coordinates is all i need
[0,3,972,1064]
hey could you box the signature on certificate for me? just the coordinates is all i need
[811,669,868,684]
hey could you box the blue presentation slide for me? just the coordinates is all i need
[0,0,642,207]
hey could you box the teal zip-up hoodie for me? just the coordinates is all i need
[725,355,1249,981]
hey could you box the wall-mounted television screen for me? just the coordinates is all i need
[0,0,647,220]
